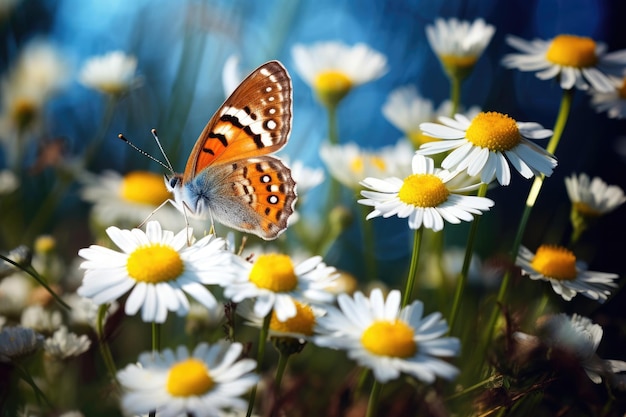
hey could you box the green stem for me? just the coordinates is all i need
[448,183,489,334]
[0,255,70,310]
[12,359,53,408]
[450,75,462,116]
[365,381,383,417]
[482,88,574,356]
[327,104,339,145]
[152,322,161,353]
[96,304,119,386]
[274,352,289,395]
[246,312,271,417]
[402,227,423,308]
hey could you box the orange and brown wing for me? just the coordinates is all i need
[183,60,292,183]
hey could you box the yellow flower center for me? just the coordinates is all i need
[313,70,353,108]
[34,235,56,254]
[249,254,297,292]
[349,155,386,174]
[545,35,598,68]
[126,244,184,283]
[166,358,214,397]
[120,171,172,206]
[465,112,521,152]
[573,201,601,217]
[269,300,316,335]
[618,78,626,99]
[398,174,449,207]
[361,320,417,357]
[440,54,478,69]
[530,245,577,281]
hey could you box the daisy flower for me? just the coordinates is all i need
[238,298,325,343]
[80,170,189,230]
[292,41,387,107]
[117,341,258,417]
[516,244,618,303]
[382,85,482,148]
[320,140,413,189]
[419,111,556,186]
[79,50,141,96]
[223,254,337,322]
[565,172,626,217]
[359,154,494,232]
[0,326,43,361]
[501,34,626,92]
[426,17,495,79]
[77,221,234,323]
[520,313,626,384]
[315,289,459,383]
[43,326,91,360]
[589,75,626,119]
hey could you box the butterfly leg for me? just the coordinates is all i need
[137,199,177,229]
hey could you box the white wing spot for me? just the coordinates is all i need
[269,108,276,115]
[268,195,279,204]
[265,86,272,92]
[269,75,277,82]
[266,120,277,130]
[260,68,271,76]
[261,175,271,183]
[268,96,275,102]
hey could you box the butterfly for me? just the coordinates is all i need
[165,61,297,240]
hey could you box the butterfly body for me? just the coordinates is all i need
[166,61,296,240]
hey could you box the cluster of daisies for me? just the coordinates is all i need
[1,10,625,417]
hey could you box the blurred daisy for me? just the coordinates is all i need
[63,293,118,330]
[419,112,556,186]
[0,169,19,195]
[79,50,141,96]
[238,298,325,343]
[589,75,626,119]
[320,140,413,189]
[533,313,626,384]
[516,245,618,303]
[0,274,33,315]
[77,221,234,323]
[43,326,91,360]
[80,170,187,230]
[0,326,43,361]
[382,85,482,148]
[565,173,626,217]
[426,17,495,79]
[359,154,494,232]
[117,341,257,417]
[20,305,63,334]
[502,34,626,92]
[292,41,387,108]
[315,289,459,383]
[223,254,337,322]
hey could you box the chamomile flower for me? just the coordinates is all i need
[565,173,626,217]
[238,298,324,343]
[533,313,626,384]
[77,221,234,323]
[315,289,459,383]
[43,326,91,360]
[79,51,141,96]
[382,85,482,148]
[223,254,337,322]
[359,154,494,232]
[320,140,413,189]
[516,245,619,303]
[0,326,43,361]
[292,41,387,107]
[589,76,626,119]
[426,17,495,79]
[117,341,258,417]
[20,305,63,333]
[419,112,556,186]
[80,170,187,230]
[502,34,626,92]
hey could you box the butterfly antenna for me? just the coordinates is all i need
[151,129,175,173]
[118,133,173,172]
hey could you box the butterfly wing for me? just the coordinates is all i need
[182,60,292,183]
[203,156,297,240]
